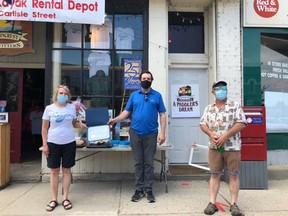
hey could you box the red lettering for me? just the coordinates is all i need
[32,0,63,9]
[0,10,28,17]
[32,11,56,19]
[1,0,27,8]
[68,0,98,13]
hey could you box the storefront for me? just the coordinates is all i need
[0,21,46,163]
[243,0,288,164]
[0,0,247,175]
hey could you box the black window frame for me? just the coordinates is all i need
[45,0,149,117]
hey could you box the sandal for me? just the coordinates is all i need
[46,200,58,212]
[62,199,72,210]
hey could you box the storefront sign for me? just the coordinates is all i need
[0,21,34,55]
[124,59,141,90]
[244,0,288,27]
[0,0,105,25]
[171,84,200,118]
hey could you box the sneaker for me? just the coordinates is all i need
[204,202,219,215]
[230,203,244,216]
[146,191,156,203]
[131,190,144,202]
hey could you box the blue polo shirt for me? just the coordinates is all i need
[125,89,166,136]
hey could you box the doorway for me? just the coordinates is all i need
[21,69,45,162]
[168,68,209,164]
[0,69,23,163]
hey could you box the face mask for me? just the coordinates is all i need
[57,95,68,104]
[215,90,227,100]
[141,80,152,89]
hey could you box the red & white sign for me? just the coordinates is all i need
[244,0,288,27]
[253,0,279,18]
[0,0,105,25]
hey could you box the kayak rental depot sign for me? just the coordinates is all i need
[0,0,105,25]
[244,0,288,27]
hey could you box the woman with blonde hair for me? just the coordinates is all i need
[42,85,85,211]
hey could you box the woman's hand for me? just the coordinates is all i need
[43,145,49,157]
[78,121,87,129]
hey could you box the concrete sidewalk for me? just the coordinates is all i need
[1,177,288,216]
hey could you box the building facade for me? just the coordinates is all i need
[2,0,286,177]
[243,0,288,164]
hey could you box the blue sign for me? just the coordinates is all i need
[124,58,142,90]
[247,117,263,124]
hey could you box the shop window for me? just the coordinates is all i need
[261,33,288,133]
[168,12,204,53]
[49,0,148,117]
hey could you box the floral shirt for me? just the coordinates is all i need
[199,100,247,151]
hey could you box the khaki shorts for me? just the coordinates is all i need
[208,149,241,175]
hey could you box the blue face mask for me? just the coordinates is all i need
[215,89,227,100]
[57,95,68,104]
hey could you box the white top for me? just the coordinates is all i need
[115,27,134,54]
[88,52,111,77]
[64,23,87,48]
[90,19,112,50]
[42,103,76,145]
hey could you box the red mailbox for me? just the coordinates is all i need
[241,106,267,161]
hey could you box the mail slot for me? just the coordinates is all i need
[241,106,267,161]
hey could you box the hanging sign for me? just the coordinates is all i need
[171,84,200,118]
[124,58,141,90]
[244,0,288,27]
[0,21,34,55]
[0,0,105,25]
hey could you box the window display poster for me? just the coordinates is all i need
[265,91,288,133]
[171,84,200,118]
[124,59,141,90]
[261,39,288,132]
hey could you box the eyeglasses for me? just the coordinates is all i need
[214,86,227,91]
[144,94,148,102]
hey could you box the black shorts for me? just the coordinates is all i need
[47,141,76,169]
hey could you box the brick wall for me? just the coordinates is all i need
[216,0,242,103]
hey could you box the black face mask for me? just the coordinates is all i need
[141,80,152,89]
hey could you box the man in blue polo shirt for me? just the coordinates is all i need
[108,71,166,203]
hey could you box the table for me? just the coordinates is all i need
[74,143,174,193]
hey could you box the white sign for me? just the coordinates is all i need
[244,0,288,27]
[171,84,200,118]
[0,0,105,25]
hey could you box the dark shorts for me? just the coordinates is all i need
[208,149,241,175]
[47,141,76,169]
